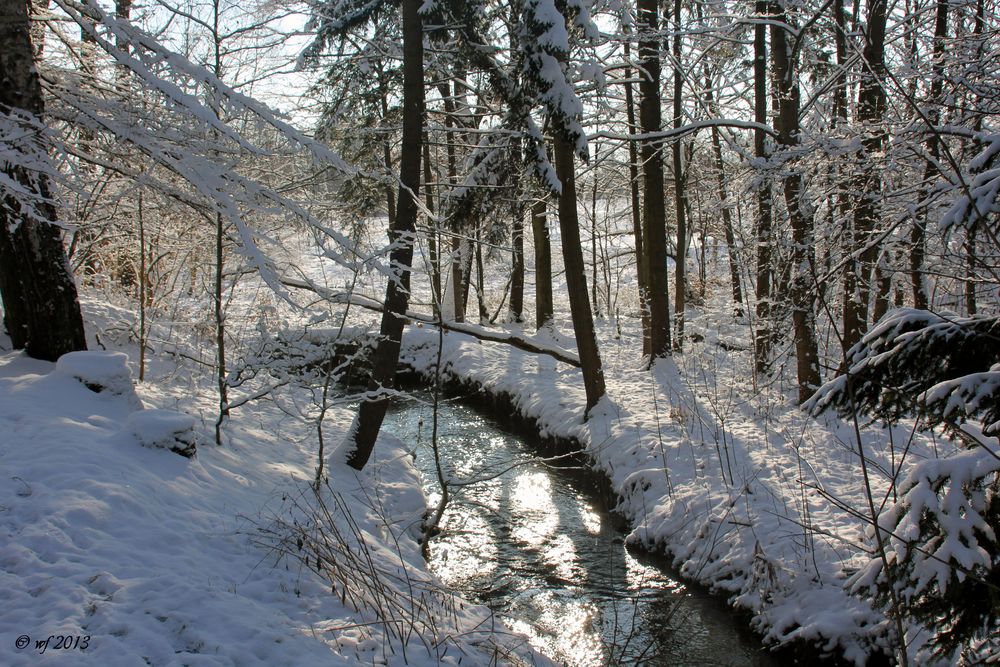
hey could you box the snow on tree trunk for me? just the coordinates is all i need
[0,0,87,361]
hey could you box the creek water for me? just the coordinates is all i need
[382,391,780,666]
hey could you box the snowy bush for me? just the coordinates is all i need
[850,446,1000,660]
[127,409,198,458]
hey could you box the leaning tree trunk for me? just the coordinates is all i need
[637,0,672,359]
[552,133,606,414]
[346,0,423,470]
[0,0,86,361]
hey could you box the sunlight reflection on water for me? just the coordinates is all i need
[383,393,778,666]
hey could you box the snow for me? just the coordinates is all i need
[126,409,198,457]
[391,313,959,663]
[4,215,996,664]
[55,351,138,399]
[0,321,549,666]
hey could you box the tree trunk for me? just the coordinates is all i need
[622,42,650,353]
[29,0,48,58]
[553,133,606,414]
[842,0,887,356]
[637,0,671,359]
[710,125,743,316]
[965,225,977,315]
[910,0,948,310]
[771,2,821,403]
[379,72,396,228]
[347,0,423,470]
[590,145,600,317]
[422,137,441,315]
[753,0,773,375]
[532,197,554,329]
[510,207,525,322]
[209,0,229,446]
[671,0,687,351]
[873,250,891,323]
[474,232,488,322]
[438,78,469,323]
[0,0,86,361]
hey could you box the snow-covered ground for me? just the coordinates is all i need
[2,216,994,665]
[395,297,968,664]
[0,300,548,667]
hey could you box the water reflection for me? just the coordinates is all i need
[383,394,778,666]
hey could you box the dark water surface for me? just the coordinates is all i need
[383,392,779,666]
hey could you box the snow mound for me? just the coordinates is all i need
[54,351,142,409]
[126,409,197,457]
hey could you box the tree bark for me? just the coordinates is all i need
[532,197,554,329]
[622,43,650,353]
[422,137,441,315]
[0,0,86,361]
[710,124,743,317]
[671,0,687,351]
[910,0,948,310]
[510,204,525,322]
[770,2,821,403]
[753,0,773,375]
[842,0,887,356]
[379,69,396,228]
[553,133,606,414]
[347,0,423,470]
[590,145,600,317]
[637,0,672,359]
[28,0,47,58]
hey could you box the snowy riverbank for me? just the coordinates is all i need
[0,309,549,666]
[396,318,957,665]
[0,289,984,666]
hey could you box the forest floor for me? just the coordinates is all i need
[0,226,981,665]
[0,298,552,667]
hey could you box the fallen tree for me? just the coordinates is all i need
[281,277,582,368]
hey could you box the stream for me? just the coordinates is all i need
[382,391,780,666]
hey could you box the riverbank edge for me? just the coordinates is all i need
[392,354,889,667]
